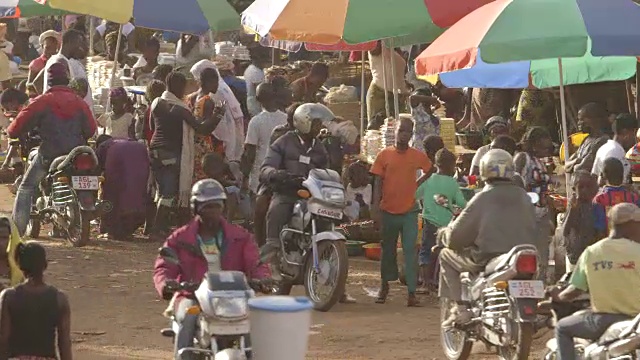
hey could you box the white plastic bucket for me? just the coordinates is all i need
[248,296,313,360]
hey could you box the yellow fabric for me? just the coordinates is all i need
[559,132,589,162]
[49,0,133,24]
[416,74,439,84]
[4,217,24,286]
[0,52,12,82]
[570,238,640,316]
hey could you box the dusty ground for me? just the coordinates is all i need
[0,185,550,359]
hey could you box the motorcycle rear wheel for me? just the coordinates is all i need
[498,322,534,360]
[440,298,473,360]
[66,203,91,247]
[303,240,348,312]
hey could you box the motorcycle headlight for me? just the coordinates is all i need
[321,187,345,204]
[211,297,248,318]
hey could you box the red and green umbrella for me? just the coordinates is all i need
[241,0,492,45]
[416,0,640,76]
[0,0,70,18]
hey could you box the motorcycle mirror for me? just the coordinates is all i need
[527,192,540,204]
[158,247,180,265]
[433,194,450,207]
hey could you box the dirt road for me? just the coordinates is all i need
[0,185,550,359]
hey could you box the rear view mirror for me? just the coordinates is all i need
[159,247,180,265]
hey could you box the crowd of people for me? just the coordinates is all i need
[0,18,639,359]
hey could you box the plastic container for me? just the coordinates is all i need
[249,296,313,360]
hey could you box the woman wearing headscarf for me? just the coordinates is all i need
[95,135,150,240]
[0,215,24,291]
[190,60,246,167]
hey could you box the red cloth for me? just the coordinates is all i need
[153,218,270,298]
[28,54,47,74]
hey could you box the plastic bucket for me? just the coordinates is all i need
[248,296,313,360]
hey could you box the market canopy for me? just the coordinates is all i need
[42,0,240,34]
[241,0,492,45]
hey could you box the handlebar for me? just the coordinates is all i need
[165,279,272,294]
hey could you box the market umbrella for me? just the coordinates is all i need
[415,0,640,76]
[241,0,492,45]
[435,47,637,89]
[0,0,70,17]
[415,0,640,195]
[43,0,240,34]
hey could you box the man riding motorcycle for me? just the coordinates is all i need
[438,149,538,328]
[258,103,333,266]
[549,202,640,360]
[153,179,269,360]
[7,62,97,235]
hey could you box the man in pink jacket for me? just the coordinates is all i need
[153,179,269,359]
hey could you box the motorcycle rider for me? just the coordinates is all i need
[439,149,537,328]
[7,61,97,235]
[258,103,333,267]
[550,202,640,360]
[153,179,269,360]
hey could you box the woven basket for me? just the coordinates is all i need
[326,102,364,129]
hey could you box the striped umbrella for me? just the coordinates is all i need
[415,0,640,76]
[40,0,240,34]
[241,0,492,45]
[0,0,69,17]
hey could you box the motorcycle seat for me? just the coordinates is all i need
[55,146,97,171]
[483,244,538,274]
[598,318,635,345]
[49,156,67,173]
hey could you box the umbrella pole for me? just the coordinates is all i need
[360,51,365,135]
[89,17,94,56]
[389,38,399,119]
[558,58,571,197]
[381,45,390,119]
[106,24,124,113]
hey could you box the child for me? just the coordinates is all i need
[422,134,445,164]
[561,170,598,271]
[593,157,640,238]
[344,161,372,221]
[202,152,250,222]
[415,148,467,293]
[97,87,135,138]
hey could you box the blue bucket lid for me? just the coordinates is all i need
[249,296,313,313]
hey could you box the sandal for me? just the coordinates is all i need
[375,283,389,304]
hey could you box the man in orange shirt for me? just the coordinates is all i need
[370,115,432,307]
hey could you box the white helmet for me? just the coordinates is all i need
[479,149,515,181]
[190,179,227,213]
[293,103,335,134]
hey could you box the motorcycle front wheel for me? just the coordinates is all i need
[440,298,473,360]
[303,240,348,312]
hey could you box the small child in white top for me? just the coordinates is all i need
[344,161,372,221]
[97,87,134,138]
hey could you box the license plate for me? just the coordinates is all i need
[316,207,343,220]
[71,176,99,190]
[508,280,545,299]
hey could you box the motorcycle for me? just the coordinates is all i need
[440,192,544,360]
[158,247,266,359]
[30,146,110,246]
[543,274,640,360]
[272,168,349,312]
